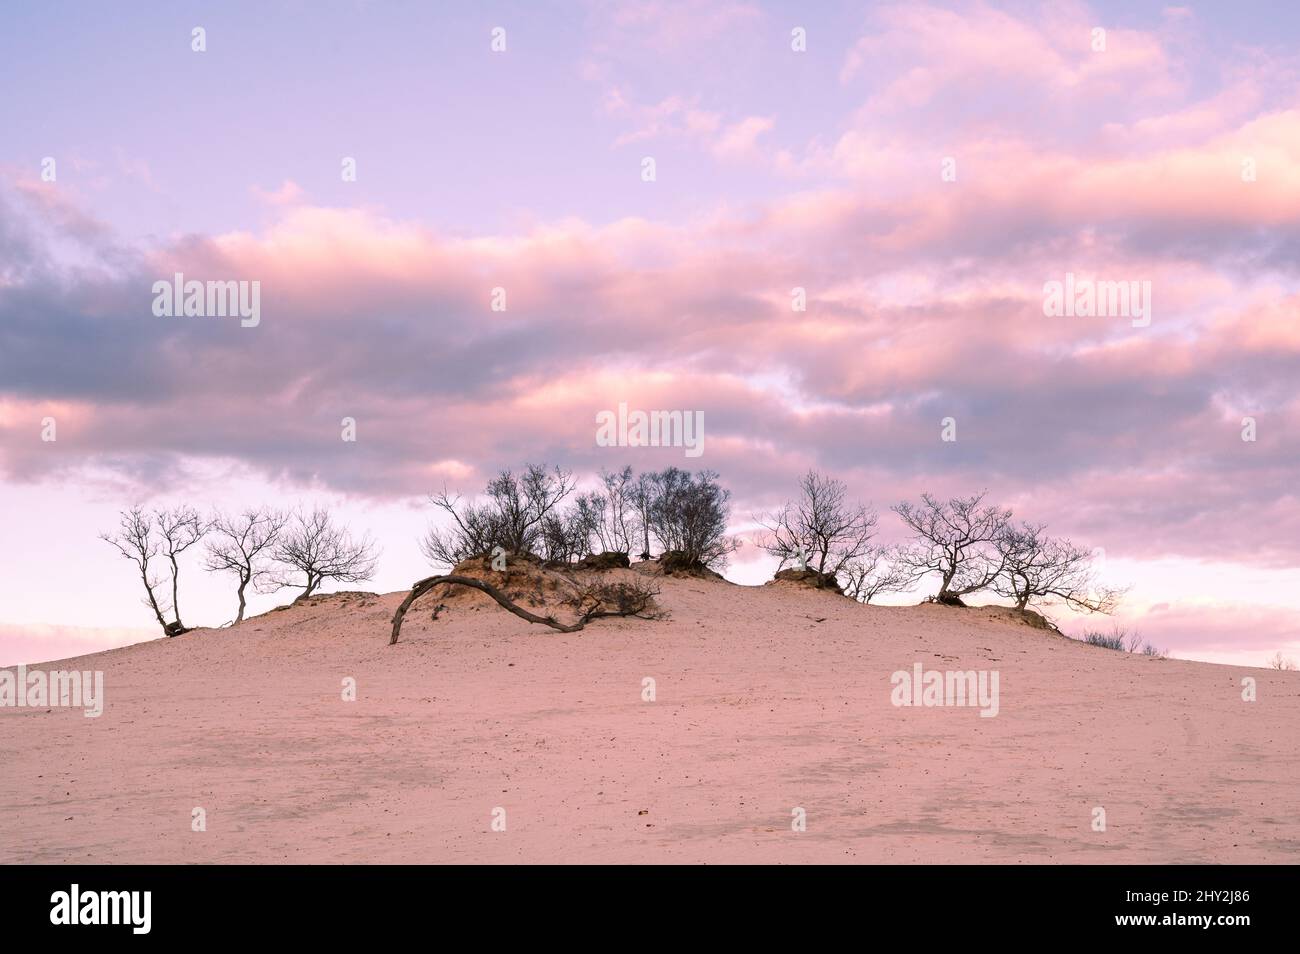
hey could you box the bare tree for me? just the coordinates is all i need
[629,470,658,560]
[842,546,914,604]
[539,499,598,564]
[155,505,210,630]
[422,464,575,566]
[594,466,636,554]
[273,507,379,600]
[891,492,1012,604]
[757,471,878,582]
[420,491,501,567]
[992,522,1123,614]
[647,468,739,569]
[100,508,176,636]
[205,507,291,623]
[484,464,575,554]
[1268,651,1297,671]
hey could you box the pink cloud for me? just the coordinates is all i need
[841,2,1178,105]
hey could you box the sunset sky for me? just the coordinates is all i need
[2,1,1299,666]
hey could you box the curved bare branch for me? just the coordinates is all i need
[389,573,660,644]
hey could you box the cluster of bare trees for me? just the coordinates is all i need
[99,507,197,637]
[757,471,906,600]
[1268,651,1297,671]
[1080,626,1166,657]
[892,492,1123,613]
[758,474,1123,616]
[101,506,378,635]
[102,467,1125,637]
[421,464,739,571]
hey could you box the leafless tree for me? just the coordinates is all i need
[422,464,575,566]
[629,470,658,560]
[1267,651,1297,671]
[647,467,739,569]
[273,507,379,600]
[155,505,210,630]
[992,521,1123,614]
[420,491,500,566]
[539,499,598,564]
[205,507,291,622]
[486,464,575,553]
[891,492,1012,604]
[593,466,637,554]
[757,470,878,581]
[842,546,914,603]
[100,508,176,636]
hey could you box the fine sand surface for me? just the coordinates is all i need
[2,573,1298,864]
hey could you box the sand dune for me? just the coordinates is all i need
[1,572,1297,864]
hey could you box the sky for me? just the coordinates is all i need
[2,0,1299,667]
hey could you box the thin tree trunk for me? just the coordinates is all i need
[139,567,169,636]
[169,554,183,628]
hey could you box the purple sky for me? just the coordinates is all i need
[3,1,1300,666]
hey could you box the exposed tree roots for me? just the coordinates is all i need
[389,573,661,644]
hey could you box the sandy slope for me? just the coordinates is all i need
[1,574,1297,864]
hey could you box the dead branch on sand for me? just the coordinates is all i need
[390,574,661,644]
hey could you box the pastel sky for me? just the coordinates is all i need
[2,1,1299,667]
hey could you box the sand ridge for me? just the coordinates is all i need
[1,575,1297,864]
